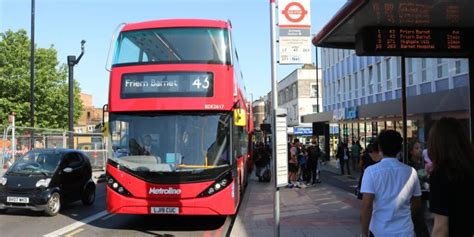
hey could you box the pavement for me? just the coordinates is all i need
[231,158,363,237]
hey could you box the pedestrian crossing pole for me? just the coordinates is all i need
[269,0,280,236]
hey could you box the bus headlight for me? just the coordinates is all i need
[106,173,132,196]
[198,172,233,197]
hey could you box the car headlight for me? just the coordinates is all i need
[0,177,6,186]
[36,178,51,188]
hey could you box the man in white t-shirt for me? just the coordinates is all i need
[360,130,422,237]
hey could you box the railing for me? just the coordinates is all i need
[1,127,107,171]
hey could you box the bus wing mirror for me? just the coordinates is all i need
[233,109,246,127]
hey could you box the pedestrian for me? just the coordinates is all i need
[254,142,270,182]
[287,138,300,188]
[360,130,422,237]
[351,140,361,171]
[355,140,381,200]
[427,117,474,236]
[407,140,430,237]
[306,137,322,185]
[336,142,351,175]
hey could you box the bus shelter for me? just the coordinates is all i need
[305,0,474,161]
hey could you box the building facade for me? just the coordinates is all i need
[303,48,469,154]
[264,64,323,142]
[75,93,105,133]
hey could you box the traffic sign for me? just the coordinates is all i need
[278,0,311,27]
[278,0,312,64]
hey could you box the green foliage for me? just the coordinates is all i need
[0,29,83,129]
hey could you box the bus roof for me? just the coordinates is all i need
[121,19,230,32]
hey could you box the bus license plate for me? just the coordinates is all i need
[7,196,29,204]
[151,207,179,214]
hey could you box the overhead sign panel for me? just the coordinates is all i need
[278,0,312,64]
[356,27,474,57]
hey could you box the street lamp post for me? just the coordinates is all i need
[67,40,85,149]
[30,0,35,148]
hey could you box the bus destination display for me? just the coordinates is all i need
[121,72,213,99]
[356,27,473,57]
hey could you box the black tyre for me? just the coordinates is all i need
[81,183,95,206]
[44,192,61,216]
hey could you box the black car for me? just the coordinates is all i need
[0,149,95,216]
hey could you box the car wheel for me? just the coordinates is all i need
[82,183,95,206]
[44,192,61,216]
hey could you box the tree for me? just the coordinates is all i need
[0,29,83,129]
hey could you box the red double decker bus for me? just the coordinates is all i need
[105,19,252,216]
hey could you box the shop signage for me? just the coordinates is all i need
[293,127,312,135]
[333,107,358,121]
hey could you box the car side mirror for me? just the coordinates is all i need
[63,167,73,173]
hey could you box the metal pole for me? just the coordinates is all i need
[401,56,408,163]
[30,0,35,148]
[269,0,280,236]
[315,46,319,113]
[68,56,76,149]
[469,55,474,142]
[11,115,15,163]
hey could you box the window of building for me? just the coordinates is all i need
[311,84,318,97]
[376,63,382,92]
[385,58,391,80]
[455,59,468,74]
[337,80,341,102]
[354,72,358,90]
[368,66,374,94]
[292,84,297,99]
[407,58,415,85]
[420,59,428,82]
[312,105,318,113]
[293,104,297,121]
[437,58,449,78]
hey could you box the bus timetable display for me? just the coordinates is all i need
[356,27,474,57]
[121,72,213,99]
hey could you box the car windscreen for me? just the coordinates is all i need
[8,151,61,175]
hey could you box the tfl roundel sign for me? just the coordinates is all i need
[278,0,311,27]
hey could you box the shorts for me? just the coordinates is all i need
[288,163,298,173]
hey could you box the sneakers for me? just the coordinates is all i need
[287,183,294,188]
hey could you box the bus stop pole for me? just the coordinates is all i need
[269,0,280,236]
[401,56,408,163]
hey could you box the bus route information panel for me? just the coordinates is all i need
[121,72,214,98]
[356,27,474,57]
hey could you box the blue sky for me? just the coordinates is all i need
[1,0,346,107]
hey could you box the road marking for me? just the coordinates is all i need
[43,210,108,237]
[100,213,116,221]
[64,228,84,237]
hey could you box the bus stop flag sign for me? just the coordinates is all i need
[278,0,312,64]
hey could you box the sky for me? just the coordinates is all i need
[0,0,347,107]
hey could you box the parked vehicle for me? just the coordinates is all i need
[0,149,95,216]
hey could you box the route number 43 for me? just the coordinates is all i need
[192,76,210,89]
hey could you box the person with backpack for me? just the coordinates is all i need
[306,138,322,185]
[254,142,270,182]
